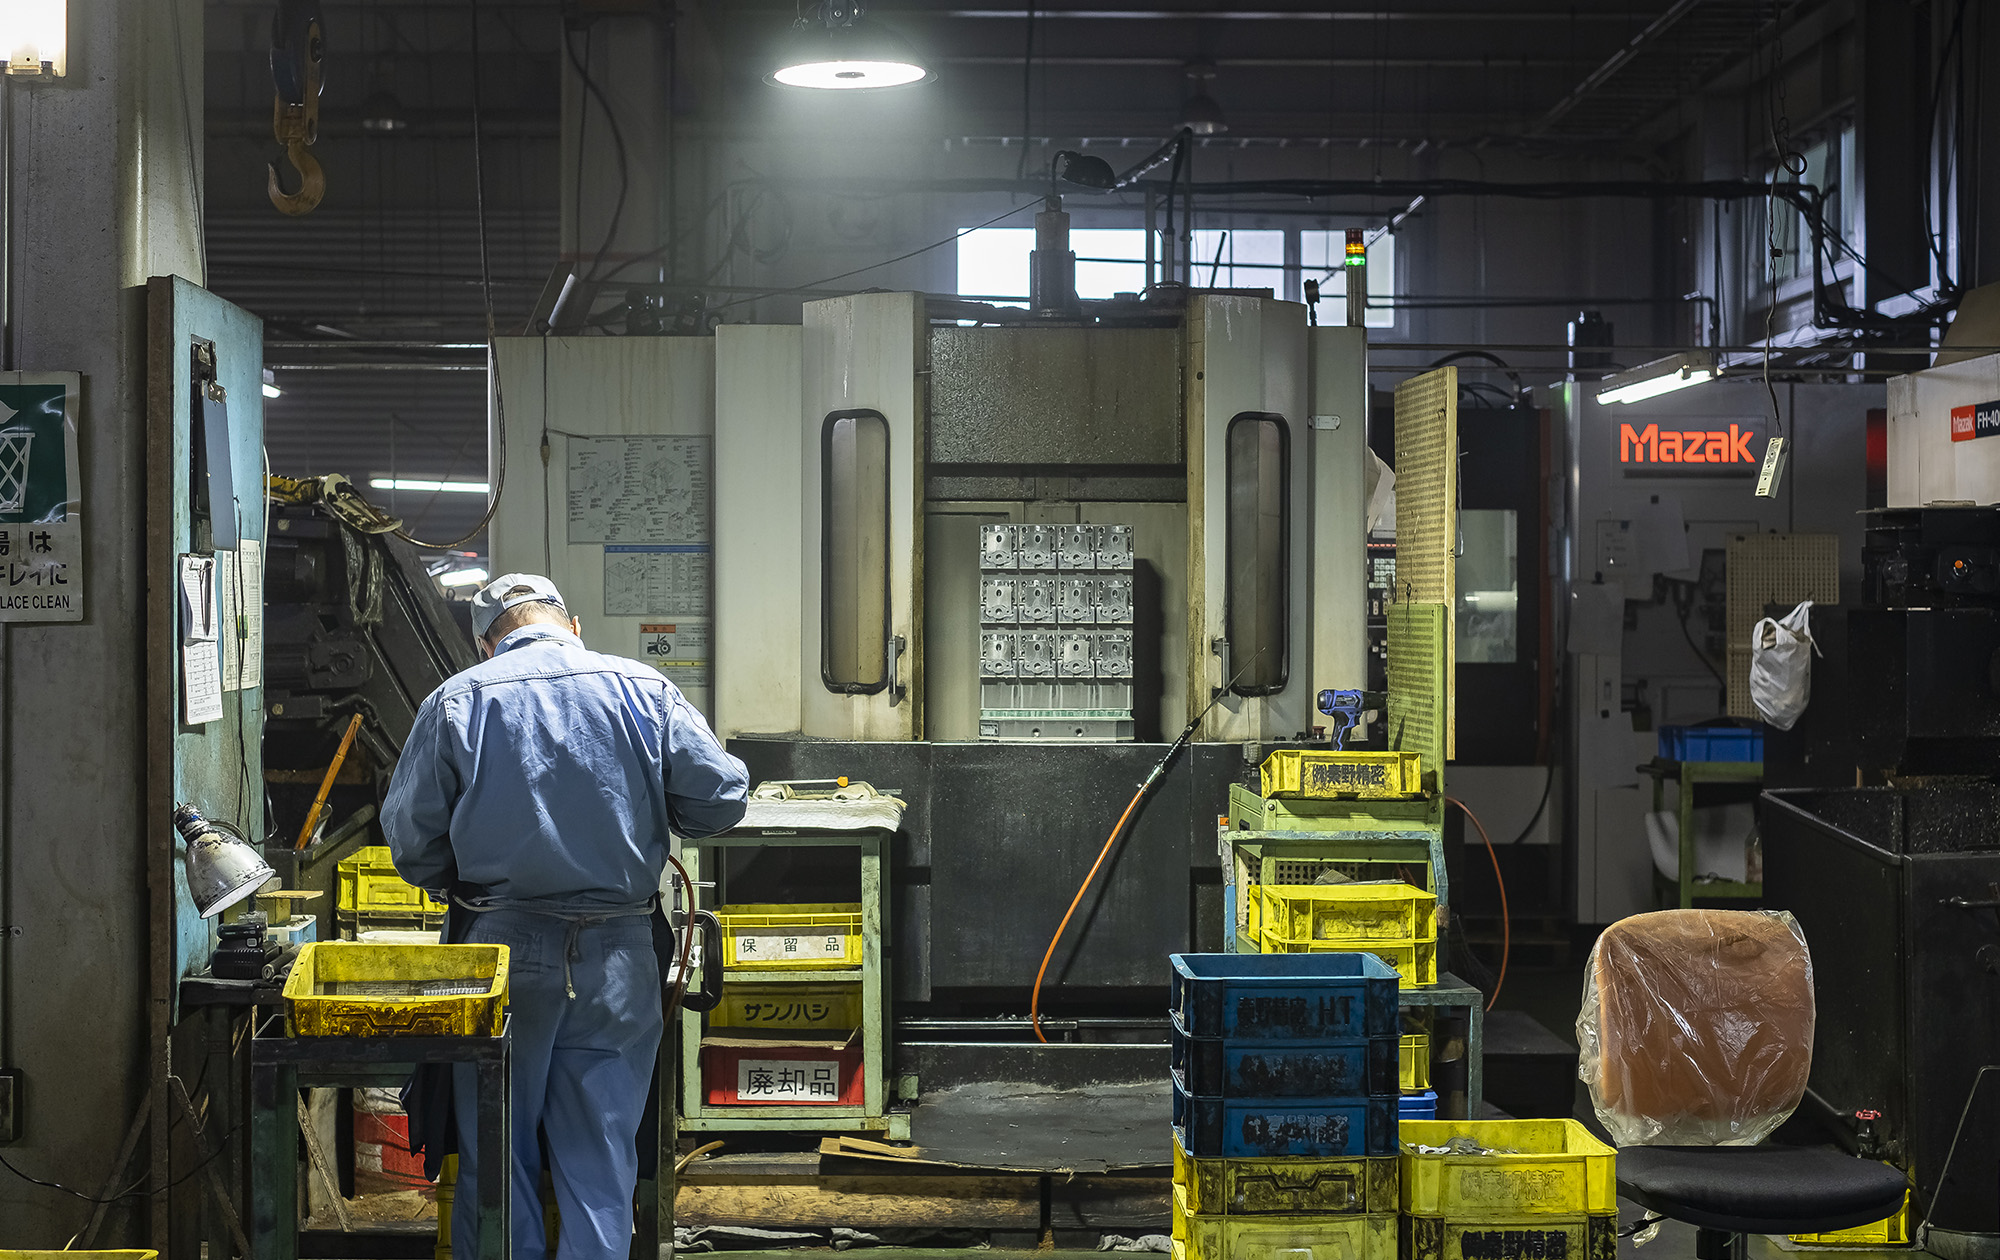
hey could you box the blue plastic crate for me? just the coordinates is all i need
[1398,1089,1438,1121]
[1170,952,1400,1043]
[1657,724,1763,763]
[1174,1080,1399,1158]
[1172,1016,1399,1098]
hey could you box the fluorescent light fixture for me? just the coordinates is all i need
[438,567,490,589]
[0,0,65,78]
[770,5,930,90]
[369,477,491,494]
[262,368,282,399]
[1596,352,1718,405]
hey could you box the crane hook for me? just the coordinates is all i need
[267,0,325,216]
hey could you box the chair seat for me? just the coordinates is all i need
[1617,1145,1909,1234]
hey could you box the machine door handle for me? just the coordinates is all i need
[680,910,726,1013]
[888,634,908,706]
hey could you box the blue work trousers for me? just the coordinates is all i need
[452,908,662,1260]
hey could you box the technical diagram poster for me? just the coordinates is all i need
[0,373,82,621]
[603,543,712,617]
[566,435,711,544]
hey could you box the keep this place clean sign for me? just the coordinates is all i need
[0,374,82,621]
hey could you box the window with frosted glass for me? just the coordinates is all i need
[821,410,890,694]
[1226,412,1290,696]
[1455,508,1518,663]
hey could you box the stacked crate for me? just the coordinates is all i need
[702,902,866,1106]
[1169,952,1404,1260]
[1252,882,1441,987]
[1397,1120,1618,1260]
[335,845,446,939]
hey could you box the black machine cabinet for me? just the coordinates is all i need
[260,505,480,931]
[1763,785,2000,1237]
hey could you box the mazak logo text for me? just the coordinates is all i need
[1620,423,1756,465]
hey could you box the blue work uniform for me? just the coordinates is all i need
[382,623,748,1260]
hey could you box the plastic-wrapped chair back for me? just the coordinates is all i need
[1577,908,1814,1147]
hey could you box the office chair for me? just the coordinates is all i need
[1581,909,1908,1259]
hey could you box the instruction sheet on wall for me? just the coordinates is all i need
[217,539,264,692]
[0,373,83,622]
[179,554,224,725]
[566,435,711,544]
[604,543,711,617]
[636,620,709,691]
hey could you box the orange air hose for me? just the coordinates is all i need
[1029,782,1148,1043]
[1446,796,1509,1011]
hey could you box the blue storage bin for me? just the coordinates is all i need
[1172,1015,1399,1098]
[1398,1089,1438,1121]
[1170,952,1400,1042]
[1174,1082,1399,1158]
[1657,724,1763,763]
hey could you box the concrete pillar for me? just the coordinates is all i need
[0,0,202,1244]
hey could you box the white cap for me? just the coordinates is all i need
[471,572,567,638]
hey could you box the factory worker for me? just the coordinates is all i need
[383,572,748,1260]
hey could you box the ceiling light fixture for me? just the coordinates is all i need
[360,89,409,134]
[1596,351,1718,406]
[1180,62,1226,136]
[439,567,490,589]
[770,2,931,91]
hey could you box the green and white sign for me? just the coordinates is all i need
[0,373,82,621]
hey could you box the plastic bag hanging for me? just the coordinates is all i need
[1749,599,1818,731]
[1577,909,1814,1147]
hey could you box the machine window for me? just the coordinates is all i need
[1225,412,1290,696]
[821,409,891,694]
[1455,508,1519,663]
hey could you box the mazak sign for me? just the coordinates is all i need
[1949,399,2000,442]
[1619,421,1759,475]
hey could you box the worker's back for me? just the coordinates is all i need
[384,623,748,904]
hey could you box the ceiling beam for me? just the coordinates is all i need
[1528,0,1703,135]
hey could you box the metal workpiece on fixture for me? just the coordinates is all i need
[769,2,932,90]
[1596,350,1718,405]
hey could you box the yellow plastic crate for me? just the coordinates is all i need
[284,942,509,1038]
[1790,1188,1910,1246]
[1173,1139,1398,1216]
[1172,1187,1397,1260]
[710,981,862,1031]
[337,845,445,915]
[1401,1033,1431,1093]
[1257,933,1439,987]
[1258,883,1438,945]
[1402,1211,1618,1260]
[716,903,863,971]
[1399,1120,1618,1219]
[1261,750,1423,800]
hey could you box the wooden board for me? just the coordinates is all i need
[1050,1175,1173,1229]
[675,1174,1042,1229]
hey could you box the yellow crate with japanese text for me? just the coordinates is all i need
[715,903,864,971]
[710,982,862,1032]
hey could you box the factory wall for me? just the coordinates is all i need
[0,0,209,1244]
